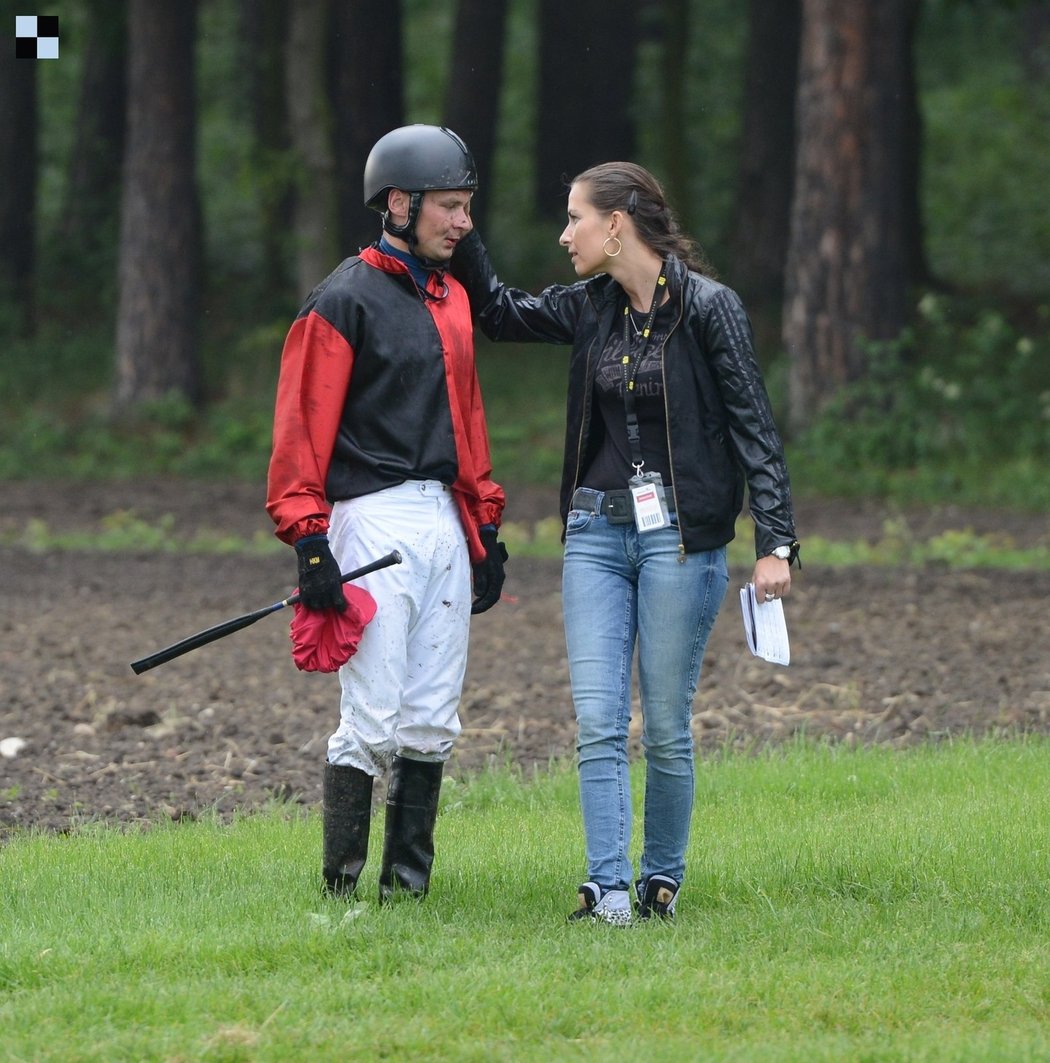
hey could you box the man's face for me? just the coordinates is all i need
[389,188,474,261]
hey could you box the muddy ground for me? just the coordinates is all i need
[1,479,1048,837]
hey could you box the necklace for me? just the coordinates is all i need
[621,261,669,391]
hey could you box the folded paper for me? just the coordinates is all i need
[739,583,790,666]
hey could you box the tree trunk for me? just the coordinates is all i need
[242,0,291,299]
[115,0,202,408]
[285,0,339,297]
[329,0,404,257]
[1020,1,1050,82]
[727,0,801,313]
[899,0,929,291]
[535,0,639,218]
[783,0,917,432]
[444,0,508,234]
[0,33,37,334]
[61,0,127,266]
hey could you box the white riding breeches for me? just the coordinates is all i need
[325,480,471,775]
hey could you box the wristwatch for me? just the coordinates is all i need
[769,540,801,566]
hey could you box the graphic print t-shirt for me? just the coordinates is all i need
[581,300,675,493]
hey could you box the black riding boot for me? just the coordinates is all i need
[322,762,374,898]
[378,755,444,901]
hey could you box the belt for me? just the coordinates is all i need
[570,487,634,524]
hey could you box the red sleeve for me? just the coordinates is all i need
[266,311,354,545]
[430,278,505,562]
[463,365,505,529]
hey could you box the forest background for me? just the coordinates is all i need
[0,0,1048,510]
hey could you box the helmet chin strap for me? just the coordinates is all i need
[381,192,446,271]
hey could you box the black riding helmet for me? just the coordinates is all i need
[363,125,478,250]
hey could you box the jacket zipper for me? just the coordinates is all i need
[570,292,604,496]
[662,286,687,561]
[571,345,593,495]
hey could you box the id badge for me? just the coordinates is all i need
[628,471,670,533]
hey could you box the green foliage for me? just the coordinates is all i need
[33,4,86,230]
[475,339,567,485]
[919,1,1050,298]
[635,0,748,262]
[5,504,1046,569]
[196,0,269,285]
[2,741,1049,1060]
[484,0,569,284]
[4,510,281,557]
[403,0,455,122]
[0,318,114,412]
[0,391,275,481]
[498,516,565,559]
[793,516,1050,571]
[790,292,1050,508]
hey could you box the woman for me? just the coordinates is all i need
[452,162,799,923]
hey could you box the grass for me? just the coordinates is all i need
[2,740,1049,1061]
[5,506,1048,572]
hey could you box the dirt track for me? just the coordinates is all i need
[1,479,1048,837]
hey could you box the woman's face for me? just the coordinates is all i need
[559,183,612,277]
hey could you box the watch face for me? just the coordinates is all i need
[772,547,790,559]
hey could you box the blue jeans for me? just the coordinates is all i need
[562,495,729,890]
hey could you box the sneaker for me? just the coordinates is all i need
[636,874,680,920]
[567,882,632,926]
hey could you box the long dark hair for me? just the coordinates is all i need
[571,161,716,277]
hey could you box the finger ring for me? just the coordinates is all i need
[764,592,775,601]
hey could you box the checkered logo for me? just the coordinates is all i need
[15,15,60,59]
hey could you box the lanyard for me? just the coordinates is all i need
[621,261,668,469]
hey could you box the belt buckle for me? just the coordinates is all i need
[605,492,632,522]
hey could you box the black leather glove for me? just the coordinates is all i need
[294,534,347,611]
[471,525,508,615]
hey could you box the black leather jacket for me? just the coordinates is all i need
[451,231,796,558]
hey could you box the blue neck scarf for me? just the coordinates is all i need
[379,237,434,291]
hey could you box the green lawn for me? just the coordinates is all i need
[2,739,1048,1061]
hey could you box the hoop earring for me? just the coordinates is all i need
[603,236,622,258]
